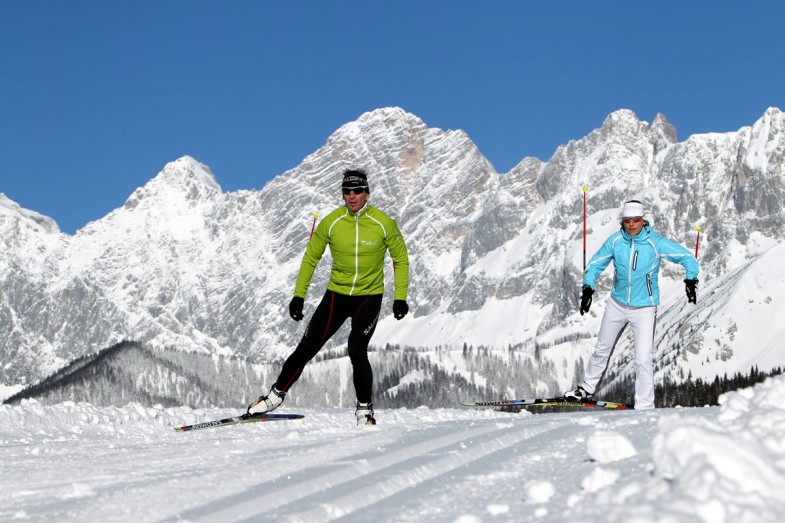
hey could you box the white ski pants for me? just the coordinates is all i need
[581,298,657,409]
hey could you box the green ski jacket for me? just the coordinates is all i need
[294,204,409,301]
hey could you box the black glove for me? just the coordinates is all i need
[289,297,304,321]
[684,279,698,304]
[580,286,594,316]
[393,300,409,320]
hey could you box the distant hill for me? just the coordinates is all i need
[2,341,261,407]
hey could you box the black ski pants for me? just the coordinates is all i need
[275,291,382,404]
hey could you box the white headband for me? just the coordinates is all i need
[621,201,645,218]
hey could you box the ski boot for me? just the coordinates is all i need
[247,386,286,416]
[355,401,376,426]
[564,386,593,402]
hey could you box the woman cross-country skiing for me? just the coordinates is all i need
[565,200,699,409]
[247,169,410,425]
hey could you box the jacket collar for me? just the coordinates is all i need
[346,203,370,217]
[620,224,653,241]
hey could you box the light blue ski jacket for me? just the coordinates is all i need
[583,225,699,307]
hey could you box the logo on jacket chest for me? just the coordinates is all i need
[360,240,380,249]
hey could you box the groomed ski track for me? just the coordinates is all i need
[169,408,659,522]
[1,402,702,522]
[177,413,586,522]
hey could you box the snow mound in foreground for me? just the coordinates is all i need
[581,374,785,523]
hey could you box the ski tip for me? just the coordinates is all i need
[172,412,305,432]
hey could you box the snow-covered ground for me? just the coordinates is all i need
[3,375,785,523]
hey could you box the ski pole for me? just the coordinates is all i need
[583,186,588,272]
[310,212,319,239]
[694,225,701,258]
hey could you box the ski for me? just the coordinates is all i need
[174,412,305,432]
[460,397,634,409]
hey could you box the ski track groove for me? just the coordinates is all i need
[177,417,571,522]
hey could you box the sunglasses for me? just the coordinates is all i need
[622,217,644,224]
[342,187,367,195]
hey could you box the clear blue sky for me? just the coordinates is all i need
[2,1,784,234]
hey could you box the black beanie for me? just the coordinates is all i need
[341,169,369,192]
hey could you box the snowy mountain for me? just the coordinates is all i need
[1,107,784,403]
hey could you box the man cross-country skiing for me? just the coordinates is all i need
[565,200,699,409]
[248,169,410,425]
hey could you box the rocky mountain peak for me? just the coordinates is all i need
[123,156,221,212]
[651,113,678,154]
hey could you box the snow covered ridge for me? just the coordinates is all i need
[2,375,784,521]
[0,193,60,234]
[1,107,785,396]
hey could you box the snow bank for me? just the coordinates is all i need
[651,375,785,522]
[0,399,188,438]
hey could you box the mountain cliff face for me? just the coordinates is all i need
[2,107,784,397]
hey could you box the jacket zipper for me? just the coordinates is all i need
[350,213,360,296]
[627,240,635,304]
